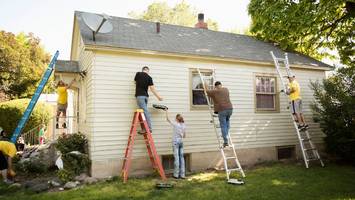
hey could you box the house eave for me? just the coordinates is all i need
[84,44,332,71]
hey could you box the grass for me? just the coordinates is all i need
[1,163,355,200]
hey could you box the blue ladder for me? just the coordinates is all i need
[11,51,59,143]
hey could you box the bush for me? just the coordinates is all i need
[62,153,91,175]
[311,65,355,164]
[57,169,74,183]
[56,133,88,154]
[56,133,91,177]
[0,99,53,137]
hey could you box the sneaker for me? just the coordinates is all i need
[56,123,59,129]
[223,143,229,148]
[173,176,179,179]
[298,125,305,130]
[62,123,67,128]
[138,130,147,135]
[304,124,309,129]
[180,176,186,179]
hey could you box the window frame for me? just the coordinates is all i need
[254,73,280,113]
[189,68,214,110]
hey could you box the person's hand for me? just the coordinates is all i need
[8,169,16,177]
[158,97,163,101]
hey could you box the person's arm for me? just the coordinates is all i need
[165,109,173,125]
[65,78,76,90]
[149,85,163,101]
[7,156,15,176]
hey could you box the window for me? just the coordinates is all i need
[277,146,295,160]
[190,69,214,108]
[255,75,278,112]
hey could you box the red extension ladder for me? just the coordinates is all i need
[121,109,167,183]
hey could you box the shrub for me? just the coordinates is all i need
[62,153,91,175]
[56,133,91,177]
[57,169,74,183]
[56,133,88,154]
[311,65,355,164]
[0,99,53,138]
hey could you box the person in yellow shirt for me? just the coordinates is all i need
[56,79,75,129]
[287,76,309,130]
[0,140,17,184]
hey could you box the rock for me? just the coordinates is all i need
[28,183,49,193]
[83,177,98,184]
[105,176,113,182]
[64,181,78,189]
[18,158,30,164]
[48,180,61,187]
[9,183,21,189]
[29,151,40,158]
[75,173,88,182]
[23,180,36,188]
[19,142,56,169]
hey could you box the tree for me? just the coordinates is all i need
[248,0,354,66]
[128,1,219,31]
[0,31,51,100]
[311,65,355,164]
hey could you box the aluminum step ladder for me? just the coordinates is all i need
[270,51,324,168]
[11,51,59,143]
[197,68,245,184]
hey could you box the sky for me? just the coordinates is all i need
[0,0,251,60]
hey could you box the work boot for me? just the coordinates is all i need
[62,123,67,128]
[56,123,59,129]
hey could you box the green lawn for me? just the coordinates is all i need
[1,163,355,200]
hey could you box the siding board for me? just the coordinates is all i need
[86,53,326,160]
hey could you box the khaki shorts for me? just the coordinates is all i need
[57,103,67,112]
[291,99,303,114]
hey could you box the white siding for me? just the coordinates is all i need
[76,36,95,153]
[89,53,326,161]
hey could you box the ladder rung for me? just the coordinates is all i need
[304,148,317,151]
[307,158,320,162]
[227,168,242,172]
[302,138,312,142]
[225,156,236,160]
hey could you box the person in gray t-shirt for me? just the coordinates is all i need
[165,109,186,179]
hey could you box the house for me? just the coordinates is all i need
[54,11,332,178]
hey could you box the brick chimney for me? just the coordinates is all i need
[195,13,208,29]
[156,22,160,33]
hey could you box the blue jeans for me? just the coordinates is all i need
[218,108,233,144]
[173,140,185,178]
[136,96,152,131]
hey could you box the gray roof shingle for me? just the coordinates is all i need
[75,11,331,69]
